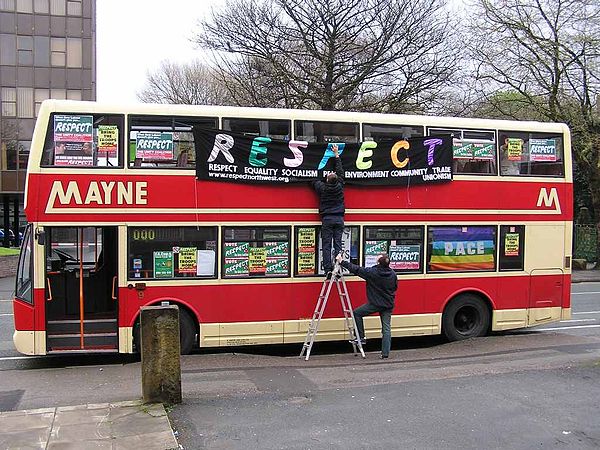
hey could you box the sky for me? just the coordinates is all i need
[96,0,224,103]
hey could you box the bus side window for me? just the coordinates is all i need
[499,131,564,178]
[41,113,124,168]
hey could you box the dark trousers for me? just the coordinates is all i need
[353,303,393,357]
[321,216,344,272]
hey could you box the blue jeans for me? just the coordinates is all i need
[353,303,392,357]
[321,216,344,271]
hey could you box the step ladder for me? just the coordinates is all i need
[299,262,366,361]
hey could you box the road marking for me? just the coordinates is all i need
[561,319,596,323]
[0,313,13,316]
[572,292,600,295]
[0,300,13,303]
[0,356,40,361]
[572,311,600,315]
[539,324,600,331]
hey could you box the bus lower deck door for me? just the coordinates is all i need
[44,226,119,352]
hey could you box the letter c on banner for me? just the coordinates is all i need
[250,136,272,167]
[356,141,377,170]
[207,133,235,163]
[391,140,409,168]
[285,140,307,168]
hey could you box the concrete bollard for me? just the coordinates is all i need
[140,305,182,405]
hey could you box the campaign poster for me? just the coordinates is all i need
[297,228,316,274]
[224,242,249,258]
[529,138,557,162]
[472,143,495,160]
[389,244,421,270]
[298,251,315,275]
[224,258,249,276]
[365,240,388,266]
[452,140,473,159]
[153,251,173,278]
[265,241,289,257]
[429,226,495,271]
[507,138,523,161]
[54,115,93,142]
[266,257,288,275]
[249,247,267,275]
[178,247,197,274]
[504,233,520,256]
[98,125,118,158]
[135,131,174,160]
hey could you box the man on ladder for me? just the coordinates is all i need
[336,252,398,359]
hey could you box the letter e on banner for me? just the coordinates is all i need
[356,141,377,170]
[250,136,271,167]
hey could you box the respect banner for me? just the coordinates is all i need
[195,128,453,186]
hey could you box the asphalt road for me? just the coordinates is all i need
[1,278,599,449]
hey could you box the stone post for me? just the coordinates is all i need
[140,305,182,405]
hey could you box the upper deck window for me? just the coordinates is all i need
[223,118,290,140]
[41,113,125,168]
[363,123,424,141]
[295,120,359,143]
[128,115,217,169]
[428,127,497,175]
[499,131,564,177]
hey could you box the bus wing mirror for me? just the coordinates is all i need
[35,229,45,245]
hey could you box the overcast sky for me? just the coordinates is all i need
[96,0,224,103]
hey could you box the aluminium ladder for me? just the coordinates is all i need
[299,262,366,361]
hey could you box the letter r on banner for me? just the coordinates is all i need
[208,134,235,163]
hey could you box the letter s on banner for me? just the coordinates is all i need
[285,140,307,168]
[207,133,235,164]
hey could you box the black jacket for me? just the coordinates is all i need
[312,157,345,217]
[341,260,397,310]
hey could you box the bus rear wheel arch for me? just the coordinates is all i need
[442,293,491,341]
[132,304,199,355]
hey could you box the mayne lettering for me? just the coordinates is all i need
[47,180,148,208]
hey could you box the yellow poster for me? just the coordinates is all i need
[249,247,267,274]
[298,251,315,274]
[298,228,315,250]
[98,125,118,158]
[504,233,519,256]
[178,247,197,273]
[507,138,523,161]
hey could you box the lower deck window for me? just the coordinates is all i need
[295,226,359,276]
[222,227,290,278]
[128,227,217,279]
[364,226,424,273]
[427,225,497,272]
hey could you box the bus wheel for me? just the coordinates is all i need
[132,308,197,355]
[442,294,490,341]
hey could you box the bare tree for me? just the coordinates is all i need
[196,0,458,112]
[467,0,600,261]
[137,60,233,105]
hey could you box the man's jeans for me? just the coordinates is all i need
[321,216,344,271]
[353,303,393,357]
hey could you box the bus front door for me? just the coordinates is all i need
[44,227,119,353]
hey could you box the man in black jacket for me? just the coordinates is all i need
[313,144,344,274]
[336,252,398,359]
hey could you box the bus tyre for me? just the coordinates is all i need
[133,309,197,355]
[442,294,490,341]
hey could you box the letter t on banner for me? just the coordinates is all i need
[423,138,442,166]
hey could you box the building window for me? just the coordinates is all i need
[35,89,49,115]
[66,37,81,67]
[0,0,16,11]
[1,88,16,116]
[17,87,34,118]
[0,34,16,65]
[128,227,218,280]
[50,88,65,99]
[222,227,291,278]
[50,0,64,15]
[34,36,50,66]
[17,140,30,169]
[66,89,81,100]
[16,0,32,13]
[66,0,80,15]
[17,35,33,65]
[34,0,49,13]
[50,37,65,66]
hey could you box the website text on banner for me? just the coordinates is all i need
[194,128,454,186]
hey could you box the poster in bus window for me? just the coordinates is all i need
[429,226,495,271]
[135,131,174,160]
[197,250,215,276]
[298,251,315,274]
[153,250,173,278]
[472,143,495,160]
[224,242,249,258]
[53,114,94,166]
[452,140,472,159]
[504,233,520,256]
[224,258,248,276]
[265,241,288,257]
[507,138,523,161]
[298,228,315,250]
[266,257,288,275]
[249,247,267,275]
[98,125,118,158]
[389,244,421,270]
[297,228,316,274]
[529,138,556,162]
[365,240,388,267]
[178,247,197,274]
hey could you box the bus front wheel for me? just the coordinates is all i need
[133,308,197,355]
[442,294,490,341]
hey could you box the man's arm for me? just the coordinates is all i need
[340,260,371,280]
[312,179,324,192]
[333,147,344,180]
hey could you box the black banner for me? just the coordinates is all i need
[194,128,453,186]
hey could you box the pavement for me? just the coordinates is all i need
[0,268,598,449]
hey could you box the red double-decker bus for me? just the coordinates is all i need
[13,100,572,354]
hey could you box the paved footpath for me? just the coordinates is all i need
[0,400,178,449]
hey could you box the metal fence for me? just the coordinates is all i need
[574,224,598,262]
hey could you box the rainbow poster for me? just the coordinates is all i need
[429,226,496,271]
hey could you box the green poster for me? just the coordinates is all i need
[472,143,495,160]
[54,115,93,142]
[453,141,473,158]
[224,258,249,276]
[365,241,388,255]
[266,257,288,275]
[153,251,173,278]
[265,241,289,257]
[135,131,174,160]
[224,242,249,258]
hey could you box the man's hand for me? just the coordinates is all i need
[332,144,339,157]
[335,253,343,264]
